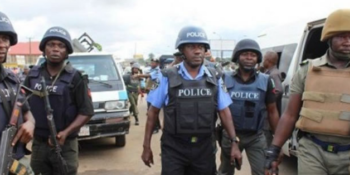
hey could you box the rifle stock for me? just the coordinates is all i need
[40,76,68,175]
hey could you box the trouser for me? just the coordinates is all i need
[263,129,273,147]
[161,132,216,175]
[218,130,267,175]
[147,102,161,130]
[30,137,79,175]
[128,92,139,121]
[263,93,281,148]
[276,93,282,116]
[298,136,350,175]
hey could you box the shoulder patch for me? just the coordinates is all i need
[270,78,276,88]
[150,78,160,90]
[221,79,228,93]
[299,60,309,66]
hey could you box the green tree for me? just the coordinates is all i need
[93,42,103,51]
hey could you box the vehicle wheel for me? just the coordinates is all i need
[115,135,126,147]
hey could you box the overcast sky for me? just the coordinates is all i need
[0,0,349,58]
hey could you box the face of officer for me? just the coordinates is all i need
[181,43,206,68]
[150,61,159,69]
[263,51,278,70]
[0,34,10,63]
[330,32,350,60]
[238,51,258,72]
[23,67,30,75]
[45,39,68,66]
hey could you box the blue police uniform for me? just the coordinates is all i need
[147,62,232,175]
[147,63,231,109]
[147,66,162,132]
[147,66,161,99]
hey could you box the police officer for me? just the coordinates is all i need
[19,65,30,83]
[25,26,94,175]
[265,9,350,175]
[262,51,283,147]
[142,26,242,175]
[0,11,35,175]
[123,63,143,125]
[168,51,184,67]
[218,39,279,175]
[138,58,162,132]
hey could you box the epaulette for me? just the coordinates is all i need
[299,60,309,66]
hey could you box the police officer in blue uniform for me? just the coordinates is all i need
[218,39,280,175]
[133,58,162,132]
[0,11,35,175]
[24,27,94,175]
[142,26,242,175]
[147,58,162,133]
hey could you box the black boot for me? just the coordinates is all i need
[135,116,139,125]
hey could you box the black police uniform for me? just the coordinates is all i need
[24,62,94,175]
[0,65,30,162]
[161,67,219,175]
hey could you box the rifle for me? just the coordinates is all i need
[40,76,68,175]
[0,84,30,175]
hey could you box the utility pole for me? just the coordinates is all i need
[134,43,137,55]
[213,32,223,59]
[28,37,32,64]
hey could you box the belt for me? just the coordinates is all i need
[164,132,211,144]
[34,135,76,142]
[306,135,350,153]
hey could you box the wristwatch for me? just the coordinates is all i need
[230,136,240,143]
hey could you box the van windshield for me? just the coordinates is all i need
[38,55,120,81]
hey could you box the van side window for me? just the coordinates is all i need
[261,43,297,74]
[279,43,297,74]
[301,27,328,61]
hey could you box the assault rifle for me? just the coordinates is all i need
[0,84,30,175]
[40,76,68,175]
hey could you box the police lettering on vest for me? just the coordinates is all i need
[230,91,260,100]
[0,89,13,98]
[224,72,269,131]
[186,32,206,38]
[162,67,218,135]
[33,83,58,93]
[178,88,212,97]
[28,66,78,138]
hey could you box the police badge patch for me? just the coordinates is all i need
[221,80,228,93]
[151,78,160,90]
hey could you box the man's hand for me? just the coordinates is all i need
[264,145,281,175]
[49,131,68,146]
[276,151,284,165]
[57,131,69,146]
[230,143,242,170]
[141,146,154,167]
[12,120,35,146]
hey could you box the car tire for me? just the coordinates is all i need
[115,135,126,147]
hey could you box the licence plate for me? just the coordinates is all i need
[79,126,90,136]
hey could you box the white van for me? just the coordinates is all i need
[36,53,131,147]
[257,18,328,157]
